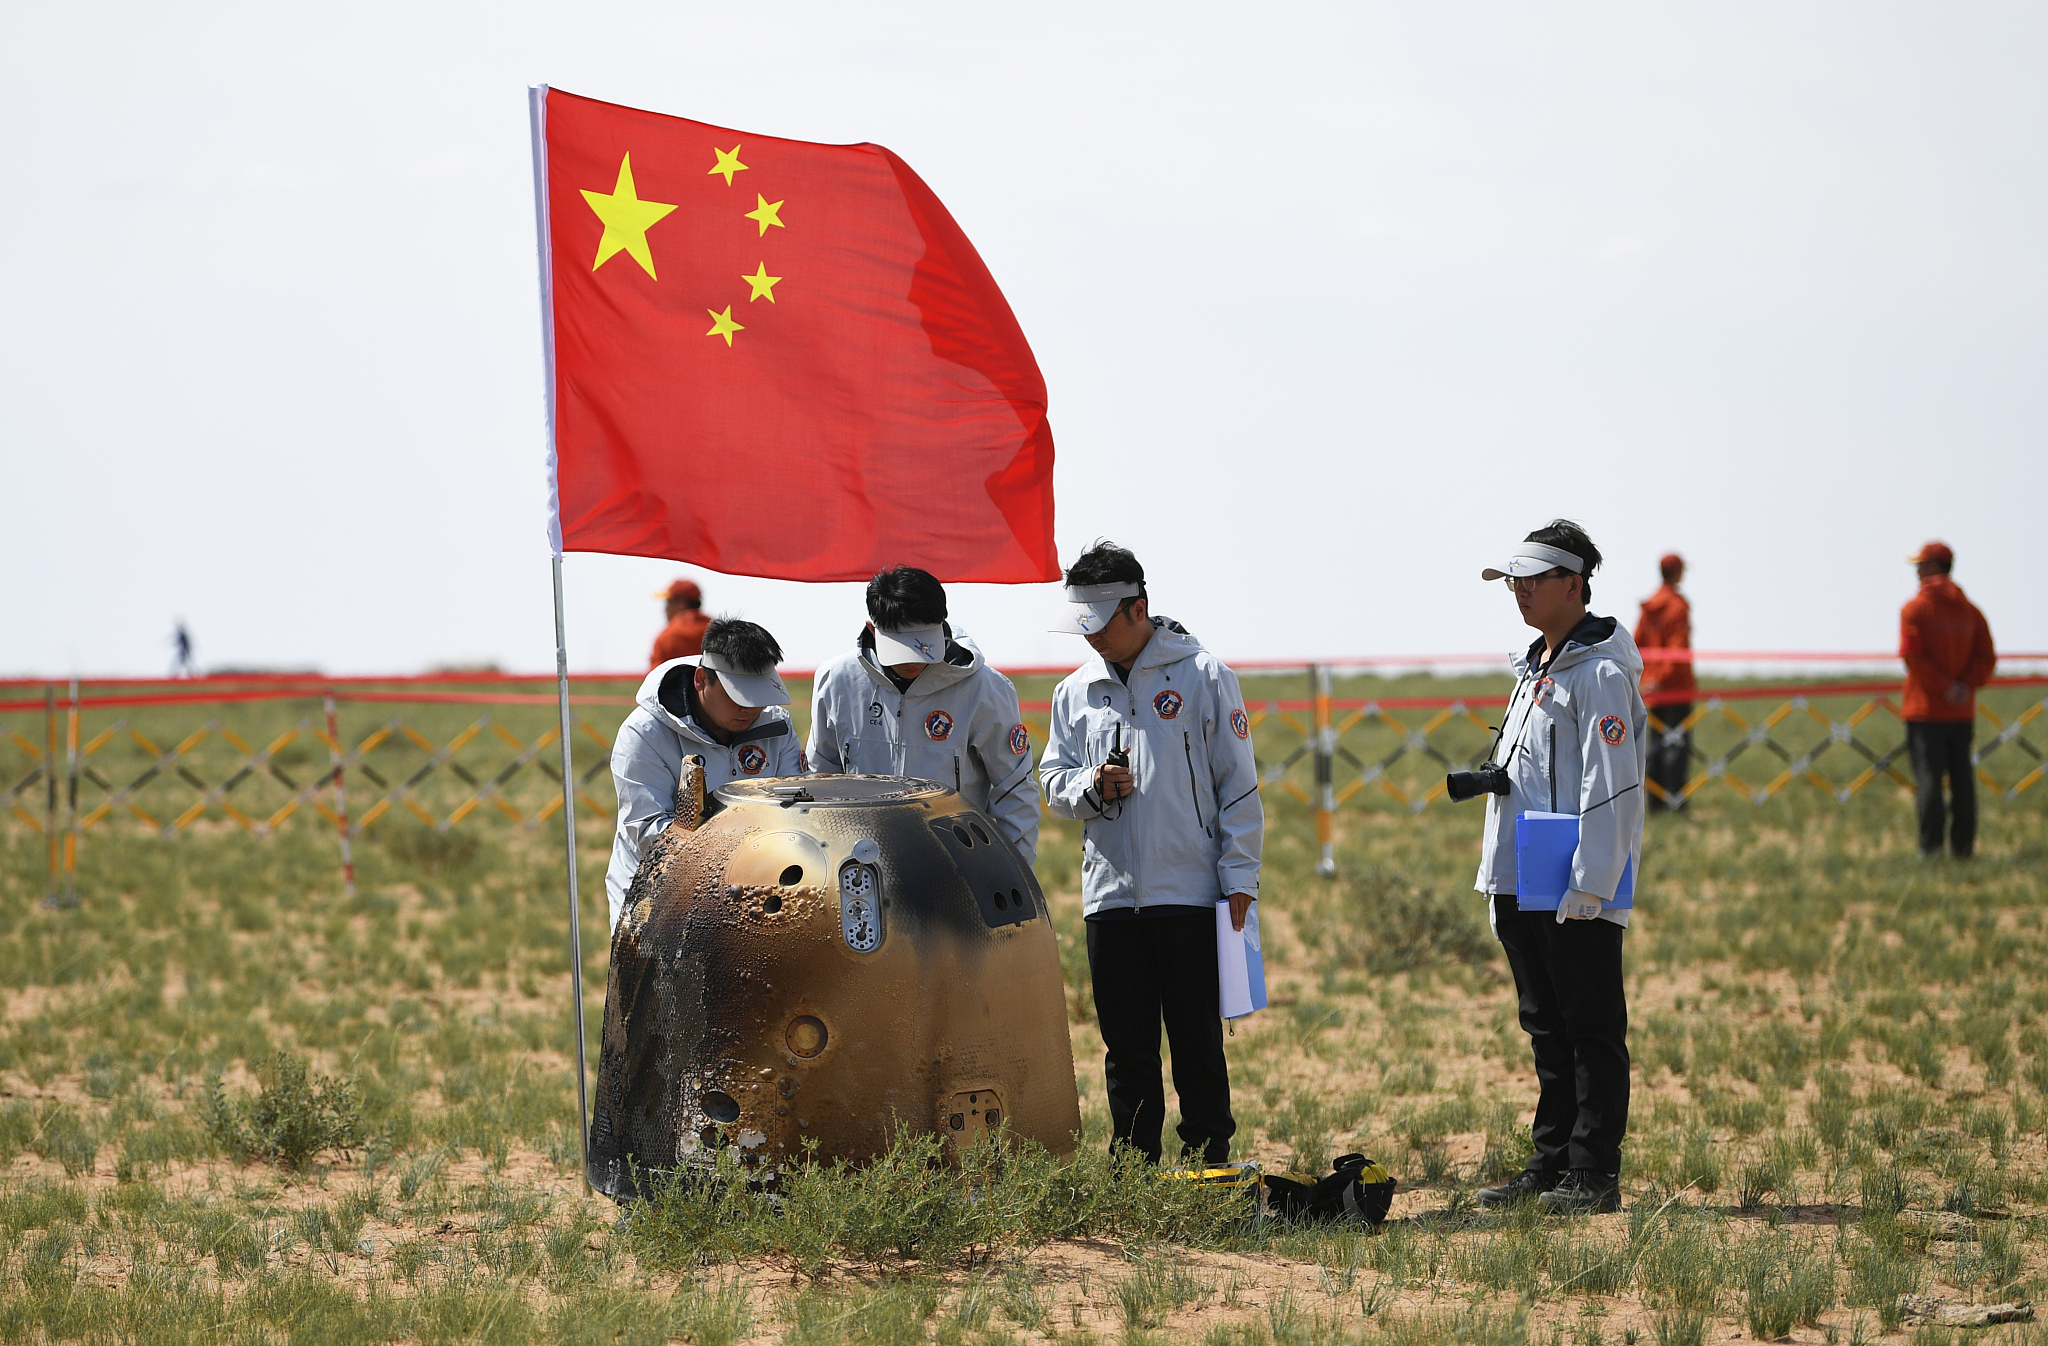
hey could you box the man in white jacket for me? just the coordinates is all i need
[604,617,805,932]
[807,565,1038,865]
[1469,521,1646,1216]
[1040,542,1263,1165]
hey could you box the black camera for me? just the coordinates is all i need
[1445,763,1510,803]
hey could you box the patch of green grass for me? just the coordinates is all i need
[1733,1231,1835,1337]
[1114,1253,1207,1330]
[2,678,2046,1340]
[628,1128,1259,1275]
[200,1050,363,1169]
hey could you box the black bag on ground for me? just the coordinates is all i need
[1262,1153,1396,1226]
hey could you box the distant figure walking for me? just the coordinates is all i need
[1900,542,1997,859]
[171,622,197,678]
[649,579,711,668]
[1633,554,1695,811]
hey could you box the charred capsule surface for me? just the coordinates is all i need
[588,775,1080,1200]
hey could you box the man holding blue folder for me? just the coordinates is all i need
[1463,521,1647,1216]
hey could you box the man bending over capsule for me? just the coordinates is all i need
[605,617,804,933]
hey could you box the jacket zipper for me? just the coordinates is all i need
[1548,723,1557,812]
[1119,692,1139,912]
[1183,732,1212,838]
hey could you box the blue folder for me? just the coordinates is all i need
[1216,899,1267,1019]
[1515,811,1633,912]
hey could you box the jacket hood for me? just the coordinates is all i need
[1134,618,1200,670]
[1072,617,1202,683]
[1510,613,1644,680]
[634,657,792,747]
[856,622,982,696]
[637,659,716,745]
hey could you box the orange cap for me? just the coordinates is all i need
[1907,541,1953,567]
[658,579,703,605]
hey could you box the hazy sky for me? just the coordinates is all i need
[6,3,2042,677]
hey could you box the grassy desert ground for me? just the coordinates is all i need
[1,673,2045,1344]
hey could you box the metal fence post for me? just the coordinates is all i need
[324,693,356,900]
[64,677,78,905]
[1313,663,1336,878]
[44,685,58,902]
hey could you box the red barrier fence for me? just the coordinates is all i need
[5,666,2044,896]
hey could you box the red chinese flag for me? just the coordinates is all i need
[531,87,1057,583]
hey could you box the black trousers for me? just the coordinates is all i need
[1492,896,1629,1176]
[1907,721,1976,858]
[1086,908,1233,1164]
[1646,701,1693,810]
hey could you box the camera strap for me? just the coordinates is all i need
[1579,781,1640,816]
[1490,635,1574,772]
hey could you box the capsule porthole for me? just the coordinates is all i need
[786,1015,827,1058]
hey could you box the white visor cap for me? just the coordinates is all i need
[1480,542,1585,583]
[872,624,948,665]
[1050,581,1142,635]
[698,652,791,708]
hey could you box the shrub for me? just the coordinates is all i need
[1959,1014,2014,1087]
[1653,1310,1704,1346]
[1674,1127,1721,1195]
[1845,1235,1919,1329]
[1859,1168,1911,1217]
[1549,1235,1627,1296]
[201,1052,363,1168]
[1631,1211,1722,1314]
[1736,1235,1834,1337]
[30,1105,99,1177]
[373,823,482,876]
[1337,866,1493,974]
[1808,1069,1854,1150]
[626,1129,1258,1275]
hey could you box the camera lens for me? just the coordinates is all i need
[1445,764,1511,803]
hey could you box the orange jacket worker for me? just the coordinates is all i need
[1633,555,1694,701]
[650,579,712,667]
[1634,554,1695,811]
[1899,541,1996,858]
[1900,545,1996,722]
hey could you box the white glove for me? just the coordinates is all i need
[1556,890,1605,923]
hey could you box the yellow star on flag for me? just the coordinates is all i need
[742,263,782,303]
[581,154,677,279]
[708,144,748,186]
[705,306,745,346]
[745,194,786,236]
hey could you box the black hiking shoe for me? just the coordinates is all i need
[1537,1169,1621,1215]
[1477,1168,1559,1210]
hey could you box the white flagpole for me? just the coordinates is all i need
[550,556,590,1195]
[529,82,592,1195]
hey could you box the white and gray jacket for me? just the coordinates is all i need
[806,625,1038,866]
[1474,614,1647,928]
[605,658,806,930]
[1039,620,1263,917]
